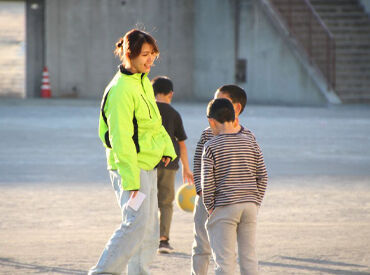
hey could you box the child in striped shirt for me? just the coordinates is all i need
[201,98,268,275]
[191,85,261,275]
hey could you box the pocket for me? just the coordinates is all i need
[205,208,218,229]
[207,207,217,222]
[122,201,138,226]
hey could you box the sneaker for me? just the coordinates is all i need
[158,240,174,254]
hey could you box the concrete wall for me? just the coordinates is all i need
[43,0,327,105]
[0,1,25,98]
[26,0,44,98]
[45,0,193,100]
[236,0,327,105]
[193,0,236,100]
[192,0,327,105]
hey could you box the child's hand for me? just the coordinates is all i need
[182,167,194,185]
[208,208,213,215]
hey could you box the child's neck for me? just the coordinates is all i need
[233,117,241,132]
[218,121,240,135]
[155,94,171,104]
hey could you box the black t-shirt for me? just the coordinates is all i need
[156,102,187,170]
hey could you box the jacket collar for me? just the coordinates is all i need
[119,64,147,79]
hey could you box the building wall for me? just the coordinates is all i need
[0,1,25,98]
[45,0,193,100]
[193,0,236,100]
[192,0,327,105]
[237,0,327,105]
[44,0,327,105]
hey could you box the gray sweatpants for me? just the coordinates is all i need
[88,169,159,275]
[206,202,259,275]
[191,195,212,275]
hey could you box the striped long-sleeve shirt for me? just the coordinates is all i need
[201,131,268,212]
[193,126,256,194]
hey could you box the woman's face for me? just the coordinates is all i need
[129,43,157,74]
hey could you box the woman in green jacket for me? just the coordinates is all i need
[89,29,176,275]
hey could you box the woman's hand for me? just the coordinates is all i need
[161,156,171,167]
[130,190,138,198]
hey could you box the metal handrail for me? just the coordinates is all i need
[304,0,333,40]
[269,0,336,90]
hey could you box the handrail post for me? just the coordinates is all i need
[332,40,336,90]
[288,0,292,32]
[326,35,330,89]
[308,10,312,62]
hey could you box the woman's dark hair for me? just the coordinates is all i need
[114,29,159,62]
[152,76,173,96]
[217,85,247,114]
[207,98,235,123]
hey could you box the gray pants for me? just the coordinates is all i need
[157,168,177,239]
[191,195,212,275]
[206,202,259,275]
[88,169,159,275]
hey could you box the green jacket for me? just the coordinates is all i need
[99,65,177,190]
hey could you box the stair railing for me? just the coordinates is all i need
[269,0,336,90]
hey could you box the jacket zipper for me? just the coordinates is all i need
[140,75,152,119]
[140,93,152,119]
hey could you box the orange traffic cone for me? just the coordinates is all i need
[41,66,52,98]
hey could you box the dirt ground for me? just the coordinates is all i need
[0,99,369,274]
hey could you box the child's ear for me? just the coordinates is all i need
[208,118,215,128]
[207,118,213,127]
[169,91,174,100]
[234,103,242,116]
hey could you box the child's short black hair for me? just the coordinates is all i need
[207,98,235,123]
[217,85,247,114]
[151,76,173,96]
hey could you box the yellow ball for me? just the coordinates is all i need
[176,183,196,212]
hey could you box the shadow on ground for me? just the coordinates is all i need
[260,256,369,275]
[0,257,85,275]
[158,251,191,259]
[0,253,369,274]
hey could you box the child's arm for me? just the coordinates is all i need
[178,140,194,184]
[193,131,207,195]
[201,146,216,213]
[255,145,268,205]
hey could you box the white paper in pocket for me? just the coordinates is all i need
[127,191,146,211]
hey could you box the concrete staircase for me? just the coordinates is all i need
[310,0,370,103]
